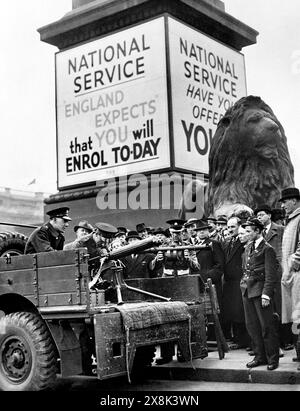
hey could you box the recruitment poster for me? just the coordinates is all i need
[168,17,247,174]
[56,18,170,188]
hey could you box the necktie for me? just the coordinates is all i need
[263,228,267,238]
[250,241,255,254]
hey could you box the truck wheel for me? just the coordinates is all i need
[0,312,57,391]
[0,232,28,257]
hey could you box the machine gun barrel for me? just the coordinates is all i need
[145,245,211,253]
[89,237,161,262]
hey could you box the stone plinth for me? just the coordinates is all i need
[38,0,258,51]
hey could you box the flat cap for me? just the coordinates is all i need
[74,220,93,233]
[95,222,118,238]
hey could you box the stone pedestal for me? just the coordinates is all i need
[38,0,258,237]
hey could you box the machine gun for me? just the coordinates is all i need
[88,237,211,305]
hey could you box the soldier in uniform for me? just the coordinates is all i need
[25,207,72,254]
[241,218,280,371]
[162,219,199,277]
[93,222,118,257]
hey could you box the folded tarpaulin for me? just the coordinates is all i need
[116,301,190,330]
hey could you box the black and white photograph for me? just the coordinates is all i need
[0,0,300,398]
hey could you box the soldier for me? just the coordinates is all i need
[25,207,71,254]
[93,222,118,257]
[162,219,199,277]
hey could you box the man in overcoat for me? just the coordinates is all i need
[241,218,280,370]
[280,187,300,368]
[222,216,250,348]
[192,219,224,308]
[255,204,293,350]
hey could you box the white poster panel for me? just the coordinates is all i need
[168,18,247,174]
[56,18,170,188]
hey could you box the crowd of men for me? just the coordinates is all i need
[24,187,300,372]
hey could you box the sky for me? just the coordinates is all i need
[0,0,299,194]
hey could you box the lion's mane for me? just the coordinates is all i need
[208,96,294,216]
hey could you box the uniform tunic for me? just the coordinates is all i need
[25,222,65,254]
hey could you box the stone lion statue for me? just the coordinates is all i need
[208,95,294,217]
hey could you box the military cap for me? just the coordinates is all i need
[166,219,186,231]
[74,220,93,233]
[127,230,141,240]
[254,204,272,215]
[242,217,264,231]
[95,222,118,239]
[279,187,300,202]
[136,223,147,233]
[194,219,210,231]
[46,207,72,221]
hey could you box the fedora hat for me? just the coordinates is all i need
[279,187,300,202]
[127,230,141,240]
[95,222,118,239]
[254,204,272,215]
[194,219,210,231]
[74,220,94,233]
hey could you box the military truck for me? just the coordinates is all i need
[0,239,210,391]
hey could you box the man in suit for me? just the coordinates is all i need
[255,204,293,351]
[25,207,72,254]
[241,218,280,371]
[222,216,250,349]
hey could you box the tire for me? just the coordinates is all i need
[0,232,28,257]
[0,312,57,391]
